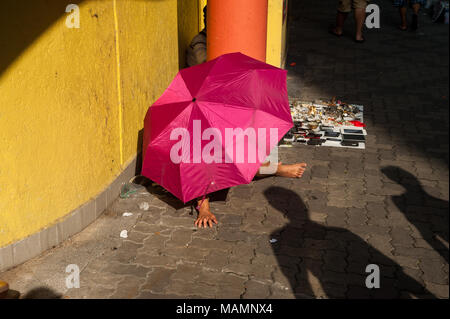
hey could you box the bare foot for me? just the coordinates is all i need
[276,162,307,178]
[195,198,218,228]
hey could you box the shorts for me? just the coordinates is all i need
[393,0,426,7]
[338,0,369,13]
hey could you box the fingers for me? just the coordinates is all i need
[195,210,218,228]
[194,217,217,228]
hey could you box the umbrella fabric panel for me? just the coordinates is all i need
[153,73,193,106]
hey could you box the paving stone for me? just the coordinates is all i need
[165,229,193,247]
[160,216,196,228]
[392,256,420,270]
[279,245,323,260]
[242,280,271,299]
[133,222,169,234]
[346,285,371,299]
[425,282,449,298]
[204,250,229,270]
[249,264,275,282]
[171,264,204,282]
[161,247,208,263]
[323,250,347,273]
[141,268,176,293]
[102,262,152,279]
[110,275,145,299]
[125,231,149,244]
[220,214,243,226]
[393,247,441,259]
[142,235,168,250]
[229,242,255,264]
[79,269,124,290]
[166,280,216,298]
[134,254,178,268]
[82,286,116,299]
[222,263,251,277]
[217,228,250,242]
[419,260,448,285]
[215,285,245,299]
[136,291,184,299]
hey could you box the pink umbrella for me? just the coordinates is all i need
[142,52,293,203]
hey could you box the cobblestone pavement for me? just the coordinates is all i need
[1,0,448,299]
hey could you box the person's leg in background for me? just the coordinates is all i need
[399,4,408,30]
[354,7,366,41]
[331,0,351,36]
[331,0,367,41]
[411,0,424,30]
[353,0,368,42]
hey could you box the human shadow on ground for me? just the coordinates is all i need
[382,166,449,263]
[264,186,434,298]
[22,287,62,299]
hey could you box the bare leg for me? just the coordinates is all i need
[399,7,408,30]
[276,162,307,178]
[332,11,349,35]
[258,162,307,178]
[195,198,218,228]
[354,8,366,41]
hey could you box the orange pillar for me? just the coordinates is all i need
[207,0,268,62]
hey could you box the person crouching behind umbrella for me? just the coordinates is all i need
[195,161,307,228]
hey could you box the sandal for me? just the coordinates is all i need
[354,36,365,43]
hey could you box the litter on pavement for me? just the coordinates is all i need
[119,230,128,238]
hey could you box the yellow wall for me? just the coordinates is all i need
[116,0,179,162]
[0,0,180,247]
[267,0,288,68]
[198,0,208,31]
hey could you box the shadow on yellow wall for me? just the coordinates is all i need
[177,0,203,69]
[0,0,84,77]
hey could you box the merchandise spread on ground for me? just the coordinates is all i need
[280,98,368,149]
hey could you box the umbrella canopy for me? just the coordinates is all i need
[142,52,293,203]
